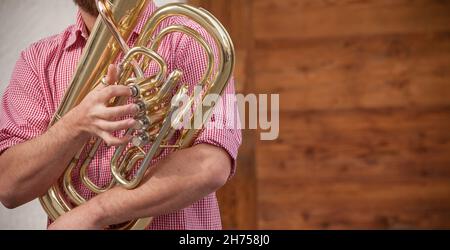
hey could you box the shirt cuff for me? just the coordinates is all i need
[192,127,241,180]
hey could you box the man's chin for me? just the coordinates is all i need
[73,0,99,16]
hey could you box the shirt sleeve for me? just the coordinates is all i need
[0,50,51,154]
[173,21,242,179]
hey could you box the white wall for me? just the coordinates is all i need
[0,0,183,230]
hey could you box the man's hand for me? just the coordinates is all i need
[0,64,139,208]
[48,203,104,230]
[65,64,139,146]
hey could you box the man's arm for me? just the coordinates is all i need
[0,114,88,209]
[54,26,243,229]
[48,143,231,229]
[0,65,138,208]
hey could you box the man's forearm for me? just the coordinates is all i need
[79,144,231,228]
[0,114,88,208]
[0,68,137,209]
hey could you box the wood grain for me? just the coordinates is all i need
[257,108,450,228]
[253,0,450,40]
[189,0,450,229]
[255,33,450,111]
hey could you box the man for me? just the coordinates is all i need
[0,0,241,230]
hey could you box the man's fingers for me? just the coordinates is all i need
[94,64,118,91]
[99,103,139,120]
[99,131,132,147]
[96,119,137,132]
[98,85,133,102]
[105,64,119,85]
[92,64,132,102]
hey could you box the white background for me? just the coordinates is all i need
[0,0,183,230]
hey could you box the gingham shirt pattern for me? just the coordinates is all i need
[0,2,241,230]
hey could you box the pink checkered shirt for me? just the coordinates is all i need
[0,2,241,230]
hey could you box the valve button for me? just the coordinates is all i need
[129,85,140,98]
[133,116,151,130]
[132,133,150,147]
[135,100,147,113]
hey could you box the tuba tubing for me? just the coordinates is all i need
[39,0,235,230]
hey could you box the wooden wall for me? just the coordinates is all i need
[189,0,450,229]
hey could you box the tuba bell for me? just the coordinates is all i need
[39,0,235,230]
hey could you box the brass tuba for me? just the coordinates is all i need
[39,0,235,230]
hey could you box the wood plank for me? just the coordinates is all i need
[254,33,450,111]
[258,108,450,180]
[258,180,450,229]
[190,0,450,230]
[257,109,450,229]
[253,0,450,40]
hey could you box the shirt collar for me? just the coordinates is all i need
[65,1,157,51]
[65,11,90,50]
